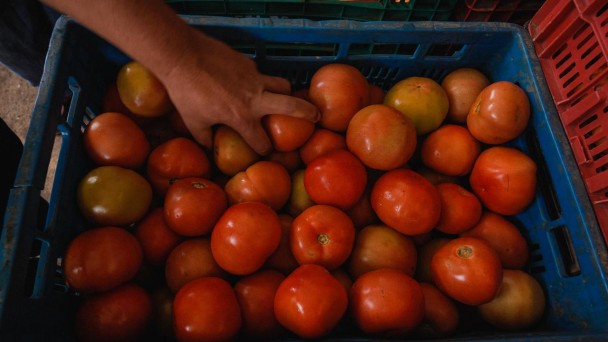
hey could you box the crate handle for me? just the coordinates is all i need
[569,136,592,166]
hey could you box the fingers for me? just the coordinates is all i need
[256,91,321,122]
[262,75,292,95]
[189,125,214,151]
[236,121,273,155]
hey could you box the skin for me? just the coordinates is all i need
[41,0,320,154]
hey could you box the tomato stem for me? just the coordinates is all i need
[317,233,330,245]
[191,182,207,189]
[457,245,473,258]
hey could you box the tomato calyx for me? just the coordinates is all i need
[457,246,473,258]
[317,233,330,246]
[191,181,208,189]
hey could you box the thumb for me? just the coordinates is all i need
[189,125,214,152]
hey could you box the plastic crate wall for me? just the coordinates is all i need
[1,16,608,340]
[528,0,608,244]
[453,0,546,25]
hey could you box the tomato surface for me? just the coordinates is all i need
[213,124,261,176]
[135,207,183,265]
[435,182,482,235]
[263,113,315,152]
[416,282,460,338]
[420,124,480,176]
[224,160,291,210]
[299,128,346,165]
[116,61,173,117]
[440,67,490,123]
[265,214,299,274]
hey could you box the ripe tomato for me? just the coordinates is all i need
[350,268,425,336]
[83,112,150,169]
[414,238,451,283]
[211,202,281,275]
[346,187,378,229]
[116,61,172,117]
[304,149,367,210]
[265,214,299,274]
[348,224,417,279]
[420,124,480,176]
[274,264,348,339]
[431,237,503,305]
[146,137,211,196]
[478,269,546,331]
[234,270,286,339]
[308,63,370,132]
[469,146,537,215]
[64,226,143,293]
[435,182,482,235]
[384,76,449,135]
[290,205,356,270]
[299,128,346,165]
[346,104,417,170]
[134,207,183,265]
[213,124,261,176]
[467,81,531,144]
[371,168,441,236]
[164,177,227,237]
[77,165,152,226]
[75,283,152,342]
[224,160,291,210]
[164,238,226,293]
[416,282,460,338]
[440,67,490,123]
[369,84,385,104]
[460,211,529,269]
[265,150,302,174]
[173,277,242,342]
[332,268,353,293]
[263,113,315,152]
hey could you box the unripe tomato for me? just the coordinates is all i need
[116,61,172,117]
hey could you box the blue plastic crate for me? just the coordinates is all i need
[1,15,607,340]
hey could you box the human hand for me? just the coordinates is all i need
[161,30,320,155]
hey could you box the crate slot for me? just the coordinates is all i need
[526,129,562,220]
[550,226,581,277]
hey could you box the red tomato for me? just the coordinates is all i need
[265,214,299,274]
[308,63,370,132]
[346,104,417,171]
[263,113,315,152]
[63,226,142,293]
[164,177,227,237]
[420,124,480,176]
[274,264,348,339]
[371,169,441,236]
[173,277,242,342]
[299,128,347,165]
[234,270,286,339]
[224,160,291,210]
[348,224,418,279]
[350,268,425,336]
[75,283,152,342]
[290,205,356,270]
[414,238,451,283]
[416,282,460,338]
[435,182,482,235]
[134,208,183,265]
[211,202,281,275]
[460,211,529,269]
[146,137,211,196]
[164,238,226,293]
[332,268,354,294]
[431,237,503,305]
[304,149,367,210]
[369,84,385,104]
[83,112,150,169]
[440,67,490,123]
[265,150,303,174]
[346,186,379,229]
[469,146,537,215]
[213,124,261,176]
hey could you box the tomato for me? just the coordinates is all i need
[384,76,449,135]
[211,202,281,275]
[214,124,261,176]
[332,268,353,293]
[173,277,242,342]
[77,166,152,226]
[467,81,531,144]
[416,282,460,338]
[64,226,142,293]
[83,112,150,169]
[234,270,286,339]
[164,177,227,237]
[308,63,370,132]
[116,61,172,117]
[75,283,152,342]
[265,214,299,274]
[369,84,385,104]
[164,238,226,293]
[290,205,356,270]
[224,160,291,210]
[287,169,315,217]
[102,84,136,118]
[435,182,482,235]
[299,128,347,165]
[146,137,211,196]
[149,286,175,341]
[346,186,378,229]
[350,268,425,336]
[440,67,490,123]
[469,146,537,215]
[460,211,529,269]
[348,224,417,279]
[265,150,302,173]
[274,264,348,339]
[134,207,183,265]
[304,149,367,210]
[414,238,451,283]
[370,168,441,236]
[263,113,315,152]
[478,269,546,330]
[431,237,503,305]
[420,124,480,176]
[346,104,417,170]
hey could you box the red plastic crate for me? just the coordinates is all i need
[454,0,546,24]
[528,0,608,243]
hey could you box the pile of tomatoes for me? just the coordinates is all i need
[63,61,547,341]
